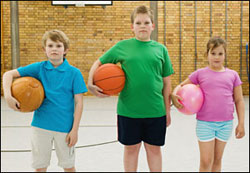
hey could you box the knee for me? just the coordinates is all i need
[213,157,222,166]
[144,144,161,156]
[200,157,213,168]
[124,144,141,155]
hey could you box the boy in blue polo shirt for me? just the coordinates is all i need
[3,30,87,172]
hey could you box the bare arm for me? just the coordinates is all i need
[171,78,193,109]
[233,85,245,139]
[72,93,84,131]
[87,59,108,97]
[66,93,84,147]
[163,76,172,127]
[3,69,21,111]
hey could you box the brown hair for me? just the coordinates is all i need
[131,5,154,24]
[42,30,69,51]
[206,36,227,56]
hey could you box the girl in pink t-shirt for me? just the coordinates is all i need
[171,36,245,172]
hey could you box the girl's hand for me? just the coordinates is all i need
[235,124,245,139]
[88,84,109,98]
[5,96,21,111]
[171,93,183,109]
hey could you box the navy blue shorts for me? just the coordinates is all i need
[117,115,167,146]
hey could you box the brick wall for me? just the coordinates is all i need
[1,1,249,95]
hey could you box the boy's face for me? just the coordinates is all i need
[131,13,154,41]
[44,38,68,65]
[208,45,225,70]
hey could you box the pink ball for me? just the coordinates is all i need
[176,84,204,115]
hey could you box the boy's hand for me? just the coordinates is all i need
[88,84,109,98]
[66,129,78,147]
[5,96,21,111]
[171,93,183,109]
[235,124,245,139]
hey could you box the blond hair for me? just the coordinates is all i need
[131,5,154,24]
[42,30,69,51]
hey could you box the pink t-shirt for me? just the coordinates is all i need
[189,67,242,121]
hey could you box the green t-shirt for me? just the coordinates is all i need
[99,38,174,118]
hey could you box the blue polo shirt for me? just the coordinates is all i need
[17,59,88,133]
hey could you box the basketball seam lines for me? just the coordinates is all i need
[94,75,125,83]
[101,82,125,91]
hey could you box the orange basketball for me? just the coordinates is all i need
[11,77,45,112]
[93,63,125,95]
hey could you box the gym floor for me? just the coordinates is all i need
[1,96,249,172]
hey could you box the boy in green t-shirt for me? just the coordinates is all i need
[88,5,174,172]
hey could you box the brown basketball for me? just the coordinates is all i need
[93,63,125,95]
[11,77,45,112]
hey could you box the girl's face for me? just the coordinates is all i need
[131,13,154,41]
[44,38,68,66]
[207,45,226,71]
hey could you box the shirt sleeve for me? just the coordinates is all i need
[162,46,174,77]
[17,62,41,78]
[73,69,88,94]
[233,70,243,87]
[189,70,199,85]
[99,42,121,64]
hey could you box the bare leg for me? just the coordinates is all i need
[35,168,47,172]
[144,143,162,172]
[64,167,76,172]
[123,143,142,172]
[198,140,215,172]
[212,139,227,172]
